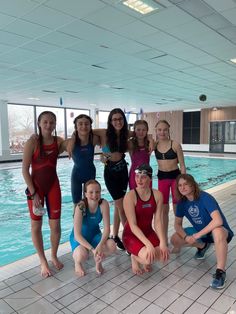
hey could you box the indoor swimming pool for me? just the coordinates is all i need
[1,155,236,266]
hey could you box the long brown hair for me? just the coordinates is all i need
[37,111,57,158]
[130,120,149,152]
[175,174,201,201]
[106,108,128,153]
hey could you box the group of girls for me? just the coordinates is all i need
[22,108,186,278]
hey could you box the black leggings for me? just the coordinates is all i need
[104,159,128,200]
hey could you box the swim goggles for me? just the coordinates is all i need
[134,169,152,178]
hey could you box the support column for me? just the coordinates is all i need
[0,100,9,159]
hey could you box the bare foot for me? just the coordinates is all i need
[41,261,52,278]
[96,261,104,275]
[75,262,85,277]
[143,264,152,273]
[131,255,143,275]
[51,257,64,270]
[170,247,181,254]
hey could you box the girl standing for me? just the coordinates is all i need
[71,114,100,205]
[94,108,129,250]
[154,120,186,242]
[128,120,150,190]
[22,111,65,278]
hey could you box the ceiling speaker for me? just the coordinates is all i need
[199,94,207,102]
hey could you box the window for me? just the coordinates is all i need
[66,109,90,137]
[225,121,236,144]
[8,104,34,154]
[183,111,200,144]
[98,111,109,128]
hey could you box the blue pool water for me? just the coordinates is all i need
[0,155,236,266]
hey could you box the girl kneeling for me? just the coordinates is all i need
[70,180,116,276]
[123,164,169,275]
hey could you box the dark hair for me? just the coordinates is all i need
[131,120,149,152]
[76,180,102,216]
[136,163,152,178]
[106,108,128,153]
[37,111,57,158]
[175,174,201,201]
[73,114,93,145]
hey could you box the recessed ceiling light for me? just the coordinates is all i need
[230,58,236,64]
[122,0,157,14]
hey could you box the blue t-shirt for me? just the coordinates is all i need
[176,191,234,238]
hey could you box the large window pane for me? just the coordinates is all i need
[66,109,90,137]
[8,104,34,154]
[225,121,236,144]
[36,106,65,138]
[126,113,137,124]
[98,111,109,128]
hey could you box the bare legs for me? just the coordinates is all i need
[49,219,64,270]
[31,218,63,278]
[131,246,161,275]
[170,227,228,269]
[113,197,126,237]
[212,227,228,270]
[73,239,116,277]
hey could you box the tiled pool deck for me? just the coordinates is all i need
[1,180,236,314]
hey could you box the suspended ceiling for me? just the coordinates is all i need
[0,0,236,113]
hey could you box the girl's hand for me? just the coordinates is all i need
[33,193,41,208]
[100,153,111,165]
[159,244,169,262]
[145,243,156,264]
[185,235,196,245]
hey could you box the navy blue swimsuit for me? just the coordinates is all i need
[71,143,95,203]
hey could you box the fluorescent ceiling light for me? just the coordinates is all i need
[230,58,236,64]
[122,0,157,14]
[27,97,40,100]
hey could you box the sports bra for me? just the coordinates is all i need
[154,140,177,160]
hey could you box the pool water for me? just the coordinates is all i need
[0,155,236,266]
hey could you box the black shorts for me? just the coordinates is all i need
[104,159,128,200]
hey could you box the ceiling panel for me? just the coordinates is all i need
[22,6,76,29]
[0,0,235,112]
[45,0,105,19]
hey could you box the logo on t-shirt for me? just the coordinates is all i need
[188,205,199,217]
[188,205,202,225]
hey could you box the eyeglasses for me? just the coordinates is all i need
[135,169,152,177]
[111,117,124,123]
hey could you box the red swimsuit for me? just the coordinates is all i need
[28,139,61,220]
[122,189,160,256]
